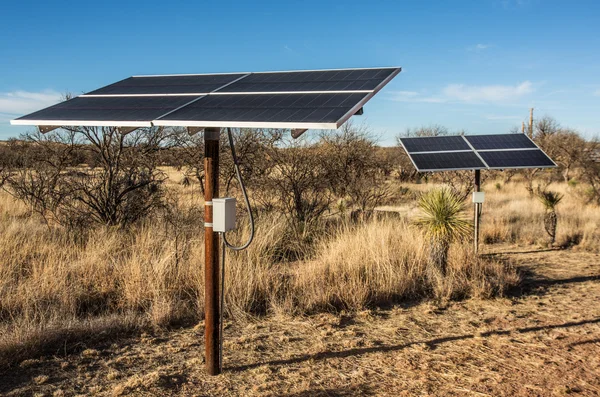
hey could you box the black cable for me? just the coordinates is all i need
[223,127,255,250]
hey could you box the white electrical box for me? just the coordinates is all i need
[213,198,237,233]
[472,192,485,204]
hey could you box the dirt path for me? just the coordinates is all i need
[2,247,599,396]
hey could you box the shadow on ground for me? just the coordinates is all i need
[228,317,600,372]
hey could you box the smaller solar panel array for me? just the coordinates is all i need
[398,134,556,171]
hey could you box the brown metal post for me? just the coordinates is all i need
[204,128,220,375]
[474,169,481,254]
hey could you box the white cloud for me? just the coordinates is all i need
[594,89,600,97]
[468,43,492,51]
[485,114,522,121]
[389,81,535,105]
[443,81,533,103]
[0,90,62,117]
[389,90,445,103]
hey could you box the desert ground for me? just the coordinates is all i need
[0,246,598,396]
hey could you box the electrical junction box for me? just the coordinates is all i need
[472,192,485,204]
[213,198,236,232]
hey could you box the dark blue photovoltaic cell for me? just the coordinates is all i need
[400,136,471,153]
[13,96,198,122]
[159,93,368,123]
[465,134,537,150]
[85,74,246,95]
[410,152,486,171]
[479,150,555,168]
[219,68,398,93]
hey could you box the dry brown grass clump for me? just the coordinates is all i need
[479,180,600,250]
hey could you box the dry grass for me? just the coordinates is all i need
[479,178,600,251]
[0,173,597,368]
[1,248,598,396]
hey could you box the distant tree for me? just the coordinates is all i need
[537,129,586,182]
[579,138,600,204]
[258,135,332,227]
[402,124,450,137]
[534,116,561,138]
[319,122,392,219]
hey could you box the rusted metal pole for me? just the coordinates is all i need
[474,169,481,254]
[204,128,220,375]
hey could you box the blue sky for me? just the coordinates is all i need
[1,0,599,145]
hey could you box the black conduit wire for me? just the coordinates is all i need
[219,127,256,371]
[223,127,255,250]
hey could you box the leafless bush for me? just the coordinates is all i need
[319,122,392,219]
[2,127,172,229]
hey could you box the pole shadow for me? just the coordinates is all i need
[227,317,600,372]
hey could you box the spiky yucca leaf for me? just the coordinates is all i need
[415,187,472,243]
[537,190,563,211]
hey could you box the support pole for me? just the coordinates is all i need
[474,169,481,254]
[204,128,221,375]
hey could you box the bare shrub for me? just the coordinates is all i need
[319,122,392,219]
[3,127,171,229]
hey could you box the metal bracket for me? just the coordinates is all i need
[38,126,60,134]
[291,129,308,139]
[187,127,204,135]
[354,107,364,116]
[117,127,138,135]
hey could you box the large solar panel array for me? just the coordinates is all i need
[398,134,556,171]
[11,68,401,130]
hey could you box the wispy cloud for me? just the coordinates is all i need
[0,90,62,118]
[593,89,600,97]
[499,0,532,9]
[467,43,493,52]
[443,81,533,102]
[390,81,535,105]
[485,114,522,121]
[390,90,445,103]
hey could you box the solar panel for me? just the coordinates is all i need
[11,67,401,130]
[400,136,471,153]
[154,93,368,128]
[398,134,556,172]
[409,152,486,171]
[12,96,199,126]
[465,134,537,150]
[85,74,247,96]
[218,69,397,93]
[479,149,555,169]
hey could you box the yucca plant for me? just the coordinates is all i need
[415,187,472,277]
[537,190,563,244]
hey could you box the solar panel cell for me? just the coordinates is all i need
[410,152,486,171]
[86,74,247,95]
[13,96,199,123]
[465,134,537,150]
[218,68,397,93]
[479,149,555,168]
[157,93,368,124]
[400,136,471,153]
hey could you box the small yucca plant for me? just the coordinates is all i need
[415,187,472,277]
[537,190,563,244]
